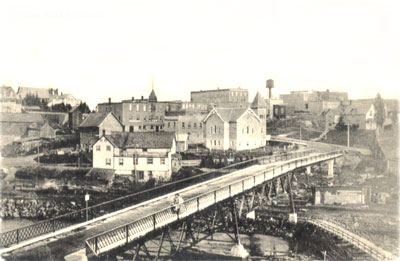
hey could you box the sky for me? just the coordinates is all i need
[1,0,399,110]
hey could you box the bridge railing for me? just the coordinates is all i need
[85,150,343,256]
[307,219,397,261]
[0,149,315,248]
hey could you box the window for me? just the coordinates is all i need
[129,104,132,111]
[143,105,147,112]
[218,140,220,146]
[194,123,197,129]
[129,126,134,132]
[106,145,111,151]
[305,103,308,109]
[147,158,153,164]
[281,108,284,114]
[144,116,147,121]
[182,122,185,129]
[103,129,106,135]
[136,104,140,111]
[139,125,142,130]
[150,125,154,130]
[173,122,176,128]
[200,123,202,128]
[106,158,111,166]
[168,122,170,128]
[143,126,147,130]
[129,116,133,121]
[188,123,191,129]
[138,171,144,180]
[148,171,153,179]
[247,126,249,134]
[275,108,278,114]
[96,145,100,151]
[119,158,124,165]
[214,125,217,134]
[161,158,165,165]
[214,140,216,145]
[136,116,140,120]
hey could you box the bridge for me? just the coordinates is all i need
[306,219,397,260]
[83,150,341,259]
[1,149,340,259]
[269,136,372,155]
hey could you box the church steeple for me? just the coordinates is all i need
[149,77,158,102]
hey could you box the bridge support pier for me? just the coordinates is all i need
[328,159,334,178]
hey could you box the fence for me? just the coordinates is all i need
[85,150,343,256]
[307,219,397,260]
[0,149,315,248]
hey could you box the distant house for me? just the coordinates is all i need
[163,112,206,146]
[0,86,22,113]
[17,86,58,102]
[203,107,266,151]
[78,112,124,150]
[313,186,371,205]
[92,132,178,182]
[343,100,376,130]
[47,93,82,107]
[0,112,44,137]
[69,106,83,130]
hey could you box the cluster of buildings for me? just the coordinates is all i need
[2,82,398,183]
[0,85,82,113]
[279,90,398,131]
[79,85,273,182]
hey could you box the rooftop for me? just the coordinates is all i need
[105,131,175,149]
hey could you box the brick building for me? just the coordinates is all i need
[191,87,248,108]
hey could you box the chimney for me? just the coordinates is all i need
[141,96,144,100]
[108,98,111,104]
[132,97,134,101]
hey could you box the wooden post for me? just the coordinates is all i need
[155,231,166,261]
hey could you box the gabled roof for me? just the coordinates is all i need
[149,89,158,102]
[1,86,17,98]
[344,100,374,115]
[79,112,122,128]
[385,99,399,112]
[251,92,267,108]
[69,105,80,113]
[0,112,44,123]
[203,107,260,123]
[104,132,175,149]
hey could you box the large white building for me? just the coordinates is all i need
[92,132,177,182]
[203,107,267,151]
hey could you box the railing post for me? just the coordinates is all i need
[95,236,98,254]
[214,190,217,203]
[242,180,244,192]
[153,214,156,231]
[16,229,19,244]
[126,225,129,244]
[197,197,200,211]
[229,185,231,197]
[254,176,256,187]
[53,219,56,232]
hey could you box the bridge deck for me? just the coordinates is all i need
[1,162,277,259]
[2,151,341,260]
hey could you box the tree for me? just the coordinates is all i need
[78,102,91,114]
[335,115,347,131]
[374,93,385,128]
[23,93,41,106]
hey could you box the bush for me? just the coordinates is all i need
[15,166,90,180]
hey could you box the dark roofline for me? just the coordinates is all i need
[191,88,248,94]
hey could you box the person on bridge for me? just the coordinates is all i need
[172,193,184,214]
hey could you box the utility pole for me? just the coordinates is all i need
[347,123,350,147]
[299,126,302,140]
[37,143,40,165]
